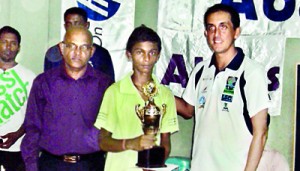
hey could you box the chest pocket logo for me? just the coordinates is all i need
[221,76,238,103]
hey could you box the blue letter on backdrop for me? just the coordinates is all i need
[221,0,257,20]
[263,0,295,22]
[161,54,189,88]
[267,66,280,91]
[195,57,203,66]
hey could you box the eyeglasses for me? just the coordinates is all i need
[63,42,92,52]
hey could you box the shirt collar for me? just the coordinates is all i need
[59,63,94,80]
[0,63,19,73]
[120,72,160,95]
[209,47,244,71]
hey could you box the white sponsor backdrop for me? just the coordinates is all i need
[156,0,300,116]
[60,0,300,116]
[61,0,135,81]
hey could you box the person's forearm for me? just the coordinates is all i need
[162,143,170,161]
[160,133,171,160]
[21,131,40,171]
[16,124,25,138]
[244,132,267,171]
[99,136,125,152]
[99,129,139,152]
[175,97,194,119]
[99,129,156,152]
[86,127,101,151]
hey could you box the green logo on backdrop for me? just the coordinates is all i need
[0,70,29,125]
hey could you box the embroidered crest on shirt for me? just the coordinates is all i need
[198,96,206,108]
[221,76,238,103]
[201,86,207,93]
[222,102,229,112]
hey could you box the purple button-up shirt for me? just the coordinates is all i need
[21,64,113,171]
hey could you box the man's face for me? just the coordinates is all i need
[204,11,240,55]
[127,41,160,75]
[64,14,89,30]
[60,29,95,72]
[0,32,19,63]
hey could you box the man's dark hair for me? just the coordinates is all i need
[64,7,88,22]
[0,26,21,44]
[204,3,240,30]
[126,25,161,52]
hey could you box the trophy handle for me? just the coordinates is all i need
[156,104,166,131]
[135,104,144,122]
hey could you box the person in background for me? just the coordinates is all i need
[44,7,115,81]
[21,26,113,171]
[95,25,179,171]
[0,26,36,171]
[175,4,270,171]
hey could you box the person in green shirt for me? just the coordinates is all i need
[95,25,179,171]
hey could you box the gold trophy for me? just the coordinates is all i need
[135,81,166,168]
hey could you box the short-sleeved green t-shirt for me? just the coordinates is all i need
[95,73,179,171]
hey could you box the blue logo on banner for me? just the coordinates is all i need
[77,0,120,21]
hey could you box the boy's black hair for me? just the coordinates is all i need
[126,25,161,52]
[0,26,21,44]
[204,3,240,30]
[64,7,88,22]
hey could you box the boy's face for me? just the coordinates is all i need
[64,14,89,30]
[127,41,160,75]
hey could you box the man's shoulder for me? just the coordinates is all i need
[109,73,132,93]
[16,64,35,73]
[14,64,36,78]
[46,44,60,53]
[92,69,114,83]
[93,44,110,55]
[45,44,61,60]
[192,59,210,73]
[93,43,108,50]
[158,84,174,97]
[35,67,60,82]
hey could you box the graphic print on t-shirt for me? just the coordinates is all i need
[0,70,29,125]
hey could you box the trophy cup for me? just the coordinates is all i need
[135,81,166,168]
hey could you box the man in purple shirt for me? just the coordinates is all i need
[21,26,113,171]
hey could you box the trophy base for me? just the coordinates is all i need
[136,146,166,168]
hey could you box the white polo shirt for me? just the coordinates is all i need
[183,48,270,171]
